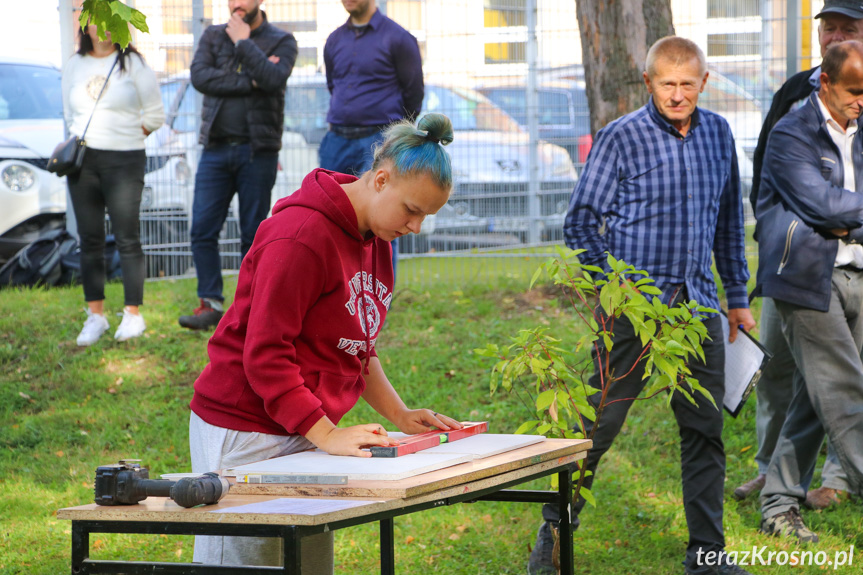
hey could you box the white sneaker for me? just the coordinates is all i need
[77,309,110,346]
[115,308,146,341]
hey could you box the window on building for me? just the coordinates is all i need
[388,0,424,30]
[295,47,318,69]
[707,0,760,19]
[485,42,526,64]
[266,1,317,32]
[484,0,526,27]
[160,0,212,35]
[707,32,761,57]
[164,46,193,72]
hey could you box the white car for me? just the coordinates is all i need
[0,57,193,271]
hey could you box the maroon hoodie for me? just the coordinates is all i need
[190,169,394,436]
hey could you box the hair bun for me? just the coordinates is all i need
[417,113,454,146]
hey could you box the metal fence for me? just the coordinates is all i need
[64,0,821,284]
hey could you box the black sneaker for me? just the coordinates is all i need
[687,563,753,575]
[527,521,559,575]
[760,508,819,543]
[179,299,223,330]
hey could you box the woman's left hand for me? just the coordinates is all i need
[395,409,463,435]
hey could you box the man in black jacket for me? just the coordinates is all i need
[179,0,298,330]
[733,0,863,509]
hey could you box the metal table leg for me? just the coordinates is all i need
[380,518,395,575]
[557,469,574,575]
[71,522,88,574]
[282,525,301,575]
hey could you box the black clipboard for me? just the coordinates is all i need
[720,311,773,417]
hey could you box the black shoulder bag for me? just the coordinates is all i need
[48,54,120,177]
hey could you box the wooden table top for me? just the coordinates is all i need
[57,438,590,527]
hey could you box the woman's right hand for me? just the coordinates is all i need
[306,418,399,457]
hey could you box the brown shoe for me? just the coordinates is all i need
[804,486,845,510]
[733,473,766,501]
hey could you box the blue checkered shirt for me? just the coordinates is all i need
[563,99,750,313]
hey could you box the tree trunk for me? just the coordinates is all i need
[576,0,675,134]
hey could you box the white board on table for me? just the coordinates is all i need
[420,434,545,459]
[213,498,382,515]
[226,450,472,481]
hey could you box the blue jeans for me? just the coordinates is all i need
[190,143,278,301]
[318,130,398,279]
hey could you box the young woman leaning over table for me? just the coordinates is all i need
[187,113,462,573]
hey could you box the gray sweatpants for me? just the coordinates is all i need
[189,412,334,573]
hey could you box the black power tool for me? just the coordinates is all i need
[94,459,230,508]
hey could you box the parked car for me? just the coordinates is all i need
[0,58,67,262]
[155,73,578,251]
[477,80,591,168]
[0,58,193,275]
[282,75,578,248]
[477,68,759,189]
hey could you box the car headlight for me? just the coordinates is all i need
[141,186,154,209]
[175,159,192,186]
[541,145,577,178]
[2,164,36,191]
[452,201,470,216]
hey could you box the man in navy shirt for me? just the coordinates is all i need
[528,36,755,575]
[321,0,424,276]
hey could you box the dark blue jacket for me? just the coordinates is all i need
[755,92,863,311]
[190,13,297,153]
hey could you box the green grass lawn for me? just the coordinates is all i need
[1,259,861,574]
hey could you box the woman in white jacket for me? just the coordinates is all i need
[62,24,164,346]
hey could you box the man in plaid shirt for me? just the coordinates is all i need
[528,36,755,575]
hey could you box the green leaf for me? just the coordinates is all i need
[690,379,718,410]
[79,1,149,48]
[536,389,555,411]
[578,486,597,507]
[473,344,500,358]
[514,420,540,435]
[529,356,550,374]
[530,264,544,289]
[109,0,132,20]
[601,331,613,351]
[130,9,149,33]
[666,340,685,354]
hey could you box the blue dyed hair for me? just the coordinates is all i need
[370,113,454,191]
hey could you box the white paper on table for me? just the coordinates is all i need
[421,434,545,459]
[226,450,471,481]
[212,498,382,515]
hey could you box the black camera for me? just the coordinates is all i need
[94,459,229,508]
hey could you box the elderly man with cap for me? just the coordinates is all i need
[733,0,863,510]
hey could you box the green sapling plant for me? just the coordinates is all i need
[475,247,717,506]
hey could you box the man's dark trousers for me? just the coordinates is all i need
[541,313,727,575]
[190,142,278,302]
[318,129,399,277]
